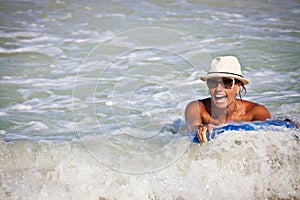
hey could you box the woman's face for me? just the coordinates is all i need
[206,77,241,109]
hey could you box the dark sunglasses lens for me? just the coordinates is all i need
[207,79,218,88]
[222,78,234,88]
[207,78,234,89]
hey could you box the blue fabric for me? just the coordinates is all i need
[192,120,298,144]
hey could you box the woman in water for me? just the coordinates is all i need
[185,56,271,143]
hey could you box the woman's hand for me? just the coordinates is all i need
[186,123,214,143]
[196,124,209,143]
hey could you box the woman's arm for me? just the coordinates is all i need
[185,100,212,143]
[185,100,202,132]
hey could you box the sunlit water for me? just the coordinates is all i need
[0,0,299,199]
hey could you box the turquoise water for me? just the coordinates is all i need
[0,0,300,199]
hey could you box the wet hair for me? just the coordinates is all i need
[234,79,247,100]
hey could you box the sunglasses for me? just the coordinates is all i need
[206,78,235,89]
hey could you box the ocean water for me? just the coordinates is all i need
[0,0,300,199]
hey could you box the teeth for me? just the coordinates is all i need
[215,95,226,98]
[215,94,226,103]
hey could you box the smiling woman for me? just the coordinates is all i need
[185,56,271,143]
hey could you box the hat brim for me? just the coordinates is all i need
[200,73,249,85]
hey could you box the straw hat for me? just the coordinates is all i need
[200,56,249,85]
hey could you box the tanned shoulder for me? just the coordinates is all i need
[243,100,271,121]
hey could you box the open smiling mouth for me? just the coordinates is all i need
[215,94,227,102]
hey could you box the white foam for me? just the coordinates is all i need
[28,121,49,130]
[10,104,32,111]
[0,130,299,199]
[105,101,113,106]
[0,112,8,116]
